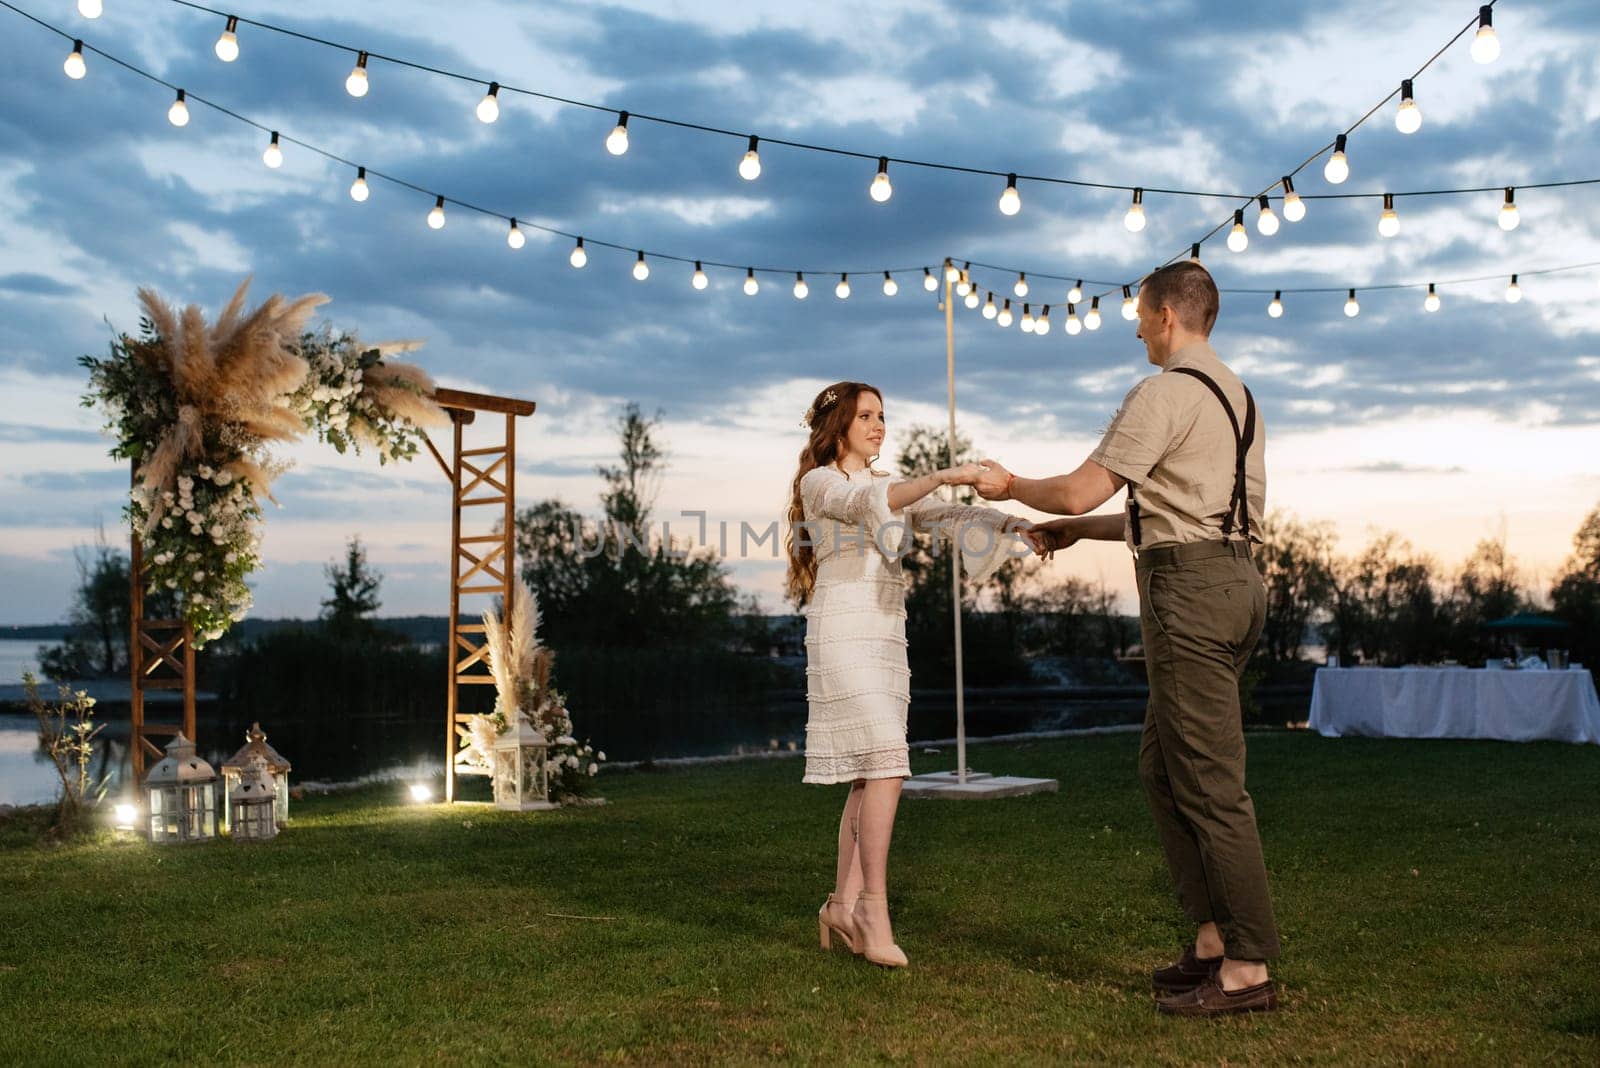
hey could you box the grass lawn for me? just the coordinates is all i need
[2,730,1598,1065]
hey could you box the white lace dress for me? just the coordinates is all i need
[799,465,1021,784]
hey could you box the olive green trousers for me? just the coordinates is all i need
[1135,542,1280,961]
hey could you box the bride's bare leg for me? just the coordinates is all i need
[834,780,866,903]
[853,777,903,950]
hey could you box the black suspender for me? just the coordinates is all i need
[1127,367,1256,546]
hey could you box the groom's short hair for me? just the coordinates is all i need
[1140,262,1219,335]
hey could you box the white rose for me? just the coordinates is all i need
[186,510,202,524]
[587,763,598,776]
[216,471,233,486]
[225,552,237,563]
[597,751,606,761]
[178,476,193,491]
[164,578,177,588]
[565,755,579,769]
[161,517,174,529]
[193,571,205,581]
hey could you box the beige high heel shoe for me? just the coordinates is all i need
[818,893,860,954]
[852,891,908,968]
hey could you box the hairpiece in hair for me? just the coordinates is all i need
[801,388,840,429]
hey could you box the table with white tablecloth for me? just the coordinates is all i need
[1308,667,1600,744]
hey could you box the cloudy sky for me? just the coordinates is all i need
[1,0,1598,623]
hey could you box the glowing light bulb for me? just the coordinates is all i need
[167,89,189,127]
[692,262,708,289]
[606,111,630,156]
[349,167,369,202]
[1015,273,1030,298]
[78,0,101,17]
[1424,284,1440,312]
[409,783,432,803]
[1505,274,1521,303]
[923,268,938,292]
[1268,291,1283,319]
[963,288,979,310]
[882,272,898,297]
[64,40,86,80]
[262,132,282,169]
[1256,194,1279,236]
[1121,286,1138,321]
[997,299,1013,327]
[955,268,972,298]
[427,195,445,229]
[835,274,850,299]
[1227,209,1249,252]
[1378,194,1400,238]
[1020,304,1035,333]
[744,269,759,296]
[982,292,997,318]
[942,260,959,284]
[1085,298,1102,330]
[1065,305,1082,335]
[1324,134,1349,184]
[477,82,500,123]
[1471,5,1500,64]
[998,173,1021,216]
[1124,188,1146,232]
[870,156,892,202]
[1344,289,1360,318]
[215,17,239,62]
[569,238,587,269]
[632,251,649,281]
[1282,190,1305,223]
[739,135,761,180]
[1498,187,1520,231]
[1395,79,1421,134]
[1067,279,1082,303]
[506,219,525,249]
[113,803,137,827]
[1035,306,1051,335]
[346,52,369,97]
[793,273,809,299]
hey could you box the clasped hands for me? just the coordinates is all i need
[941,461,1073,558]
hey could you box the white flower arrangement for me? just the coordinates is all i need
[81,278,445,643]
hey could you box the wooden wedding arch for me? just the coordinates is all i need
[129,387,536,805]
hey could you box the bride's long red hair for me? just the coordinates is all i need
[785,381,882,606]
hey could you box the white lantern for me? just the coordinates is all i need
[144,732,218,844]
[492,717,556,811]
[229,755,278,842]
[221,722,292,829]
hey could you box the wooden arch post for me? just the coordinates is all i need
[425,388,537,803]
[128,469,197,782]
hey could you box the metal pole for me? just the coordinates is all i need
[944,275,967,785]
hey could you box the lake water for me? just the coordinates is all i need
[0,639,43,685]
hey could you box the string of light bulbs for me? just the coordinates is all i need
[26,1,1598,327]
[63,0,1586,232]
[943,259,1600,334]
[1108,0,1509,305]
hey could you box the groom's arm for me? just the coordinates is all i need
[978,457,1126,516]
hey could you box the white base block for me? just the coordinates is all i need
[902,771,1059,800]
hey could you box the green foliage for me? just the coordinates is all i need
[321,536,384,640]
[4,734,1600,1063]
[23,672,106,838]
[1256,511,1336,661]
[513,403,739,649]
[1550,503,1600,669]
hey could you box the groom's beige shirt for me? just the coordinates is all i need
[1087,340,1266,552]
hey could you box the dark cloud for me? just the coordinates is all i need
[0,0,1597,441]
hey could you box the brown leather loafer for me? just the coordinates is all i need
[1156,977,1278,1016]
[1151,945,1223,992]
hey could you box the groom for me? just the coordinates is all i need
[973,262,1278,1016]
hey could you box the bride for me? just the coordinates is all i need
[784,380,1035,968]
